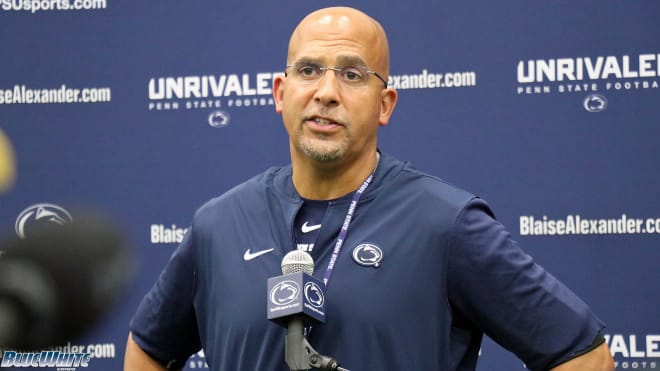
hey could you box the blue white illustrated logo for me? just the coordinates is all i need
[304,282,325,309]
[269,280,300,306]
[15,203,73,239]
[352,243,383,268]
[583,94,608,112]
[1,351,91,368]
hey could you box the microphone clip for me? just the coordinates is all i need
[286,320,346,371]
[304,337,342,371]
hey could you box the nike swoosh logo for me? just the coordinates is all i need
[243,248,274,261]
[301,221,322,233]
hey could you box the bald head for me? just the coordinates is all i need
[287,7,390,79]
[272,6,398,193]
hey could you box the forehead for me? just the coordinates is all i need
[288,14,382,66]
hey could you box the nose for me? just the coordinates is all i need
[312,69,341,106]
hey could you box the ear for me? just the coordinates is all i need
[273,74,286,114]
[378,88,398,126]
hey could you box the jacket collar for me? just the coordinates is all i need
[270,150,405,204]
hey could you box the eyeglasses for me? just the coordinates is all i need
[285,62,388,88]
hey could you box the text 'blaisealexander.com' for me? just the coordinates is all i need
[520,214,660,236]
[0,84,111,105]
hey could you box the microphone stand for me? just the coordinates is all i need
[285,319,349,371]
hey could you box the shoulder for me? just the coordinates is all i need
[377,152,478,214]
[196,166,287,212]
[188,166,291,232]
[369,152,489,237]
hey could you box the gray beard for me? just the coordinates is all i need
[297,135,347,162]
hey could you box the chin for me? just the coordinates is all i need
[301,146,345,162]
[298,138,347,162]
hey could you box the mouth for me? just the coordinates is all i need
[305,116,344,130]
[312,117,334,125]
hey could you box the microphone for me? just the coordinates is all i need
[280,250,318,371]
[281,248,314,275]
[267,250,348,371]
[0,213,133,350]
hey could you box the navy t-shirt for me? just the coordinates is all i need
[130,152,605,370]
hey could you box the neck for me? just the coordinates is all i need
[292,151,379,200]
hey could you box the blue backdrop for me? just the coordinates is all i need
[1,1,659,370]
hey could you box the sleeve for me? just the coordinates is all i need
[447,198,606,371]
[129,228,202,369]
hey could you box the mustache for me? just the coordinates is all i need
[302,112,347,126]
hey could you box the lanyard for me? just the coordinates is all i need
[300,154,378,341]
[321,153,379,287]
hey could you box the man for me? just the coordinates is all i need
[125,7,614,371]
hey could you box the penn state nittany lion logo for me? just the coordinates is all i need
[304,282,325,309]
[269,280,300,306]
[15,203,73,239]
[208,110,231,128]
[352,243,383,268]
[583,94,607,112]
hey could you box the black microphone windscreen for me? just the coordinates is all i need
[0,213,133,349]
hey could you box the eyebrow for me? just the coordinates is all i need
[335,55,368,67]
[292,55,369,67]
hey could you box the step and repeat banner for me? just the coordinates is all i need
[1,1,659,370]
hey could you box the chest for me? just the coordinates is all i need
[195,198,452,330]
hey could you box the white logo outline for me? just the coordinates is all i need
[243,248,274,261]
[301,221,322,233]
[208,110,231,128]
[352,243,383,268]
[270,280,300,305]
[304,281,325,309]
[15,203,73,239]
[583,94,608,112]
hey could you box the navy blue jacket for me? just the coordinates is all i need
[131,151,604,370]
